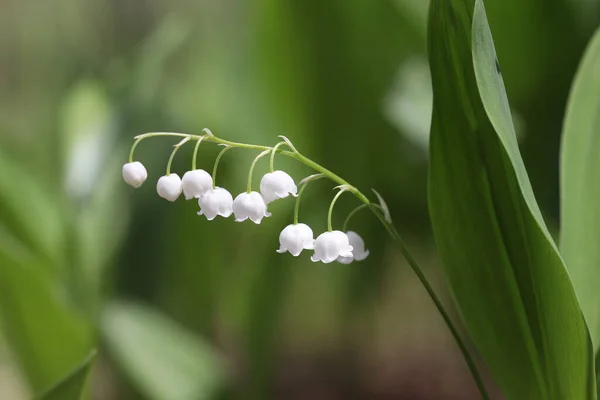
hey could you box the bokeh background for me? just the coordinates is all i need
[0,0,598,399]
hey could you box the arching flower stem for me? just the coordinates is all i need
[191,136,206,170]
[132,132,366,202]
[129,130,490,400]
[212,146,233,188]
[293,174,324,224]
[166,137,190,175]
[342,203,383,231]
[327,186,350,232]
[269,141,289,172]
[129,136,144,163]
[368,205,490,400]
[247,150,271,193]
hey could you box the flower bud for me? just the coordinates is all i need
[182,169,213,200]
[233,192,271,224]
[337,231,369,264]
[198,187,233,220]
[311,231,354,264]
[277,223,315,256]
[156,173,182,201]
[122,161,148,188]
[260,170,298,204]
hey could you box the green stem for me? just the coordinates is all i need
[192,136,205,170]
[293,174,324,224]
[133,132,365,201]
[369,206,490,400]
[327,188,349,232]
[131,131,491,400]
[342,204,383,231]
[269,141,288,172]
[212,146,233,188]
[293,186,306,224]
[129,137,144,163]
[247,150,271,193]
[166,137,190,175]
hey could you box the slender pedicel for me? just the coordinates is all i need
[246,149,271,193]
[212,145,233,188]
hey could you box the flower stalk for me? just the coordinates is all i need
[327,186,350,232]
[127,130,490,399]
[246,150,271,193]
[212,145,233,188]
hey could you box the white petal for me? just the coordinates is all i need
[122,162,148,188]
[233,192,269,223]
[260,170,297,204]
[198,187,232,220]
[354,249,370,261]
[182,169,213,200]
[346,231,369,261]
[156,174,182,201]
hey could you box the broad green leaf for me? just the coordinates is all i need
[560,28,600,352]
[102,302,225,400]
[427,0,595,399]
[0,249,93,392]
[36,350,96,400]
[0,148,65,267]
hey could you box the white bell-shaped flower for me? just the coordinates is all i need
[260,170,298,204]
[311,230,354,264]
[233,191,271,224]
[122,161,148,188]
[277,223,315,256]
[197,187,233,220]
[156,173,182,202]
[182,169,213,200]
[337,231,370,264]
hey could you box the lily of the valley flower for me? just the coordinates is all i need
[157,174,182,201]
[337,231,369,264]
[122,161,148,188]
[277,223,314,256]
[311,230,353,264]
[260,170,298,204]
[233,192,271,224]
[198,187,233,220]
[182,169,213,200]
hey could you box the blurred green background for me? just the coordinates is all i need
[0,0,597,399]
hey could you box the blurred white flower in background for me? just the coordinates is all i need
[337,231,369,264]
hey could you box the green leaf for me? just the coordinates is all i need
[0,249,93,392]
[560,27,600,353]
[0,149,65,268]
[36,350,96,400]
[101,302,226,400]
[427,0,595,399]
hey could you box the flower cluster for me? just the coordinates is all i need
[122,131,371,264]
